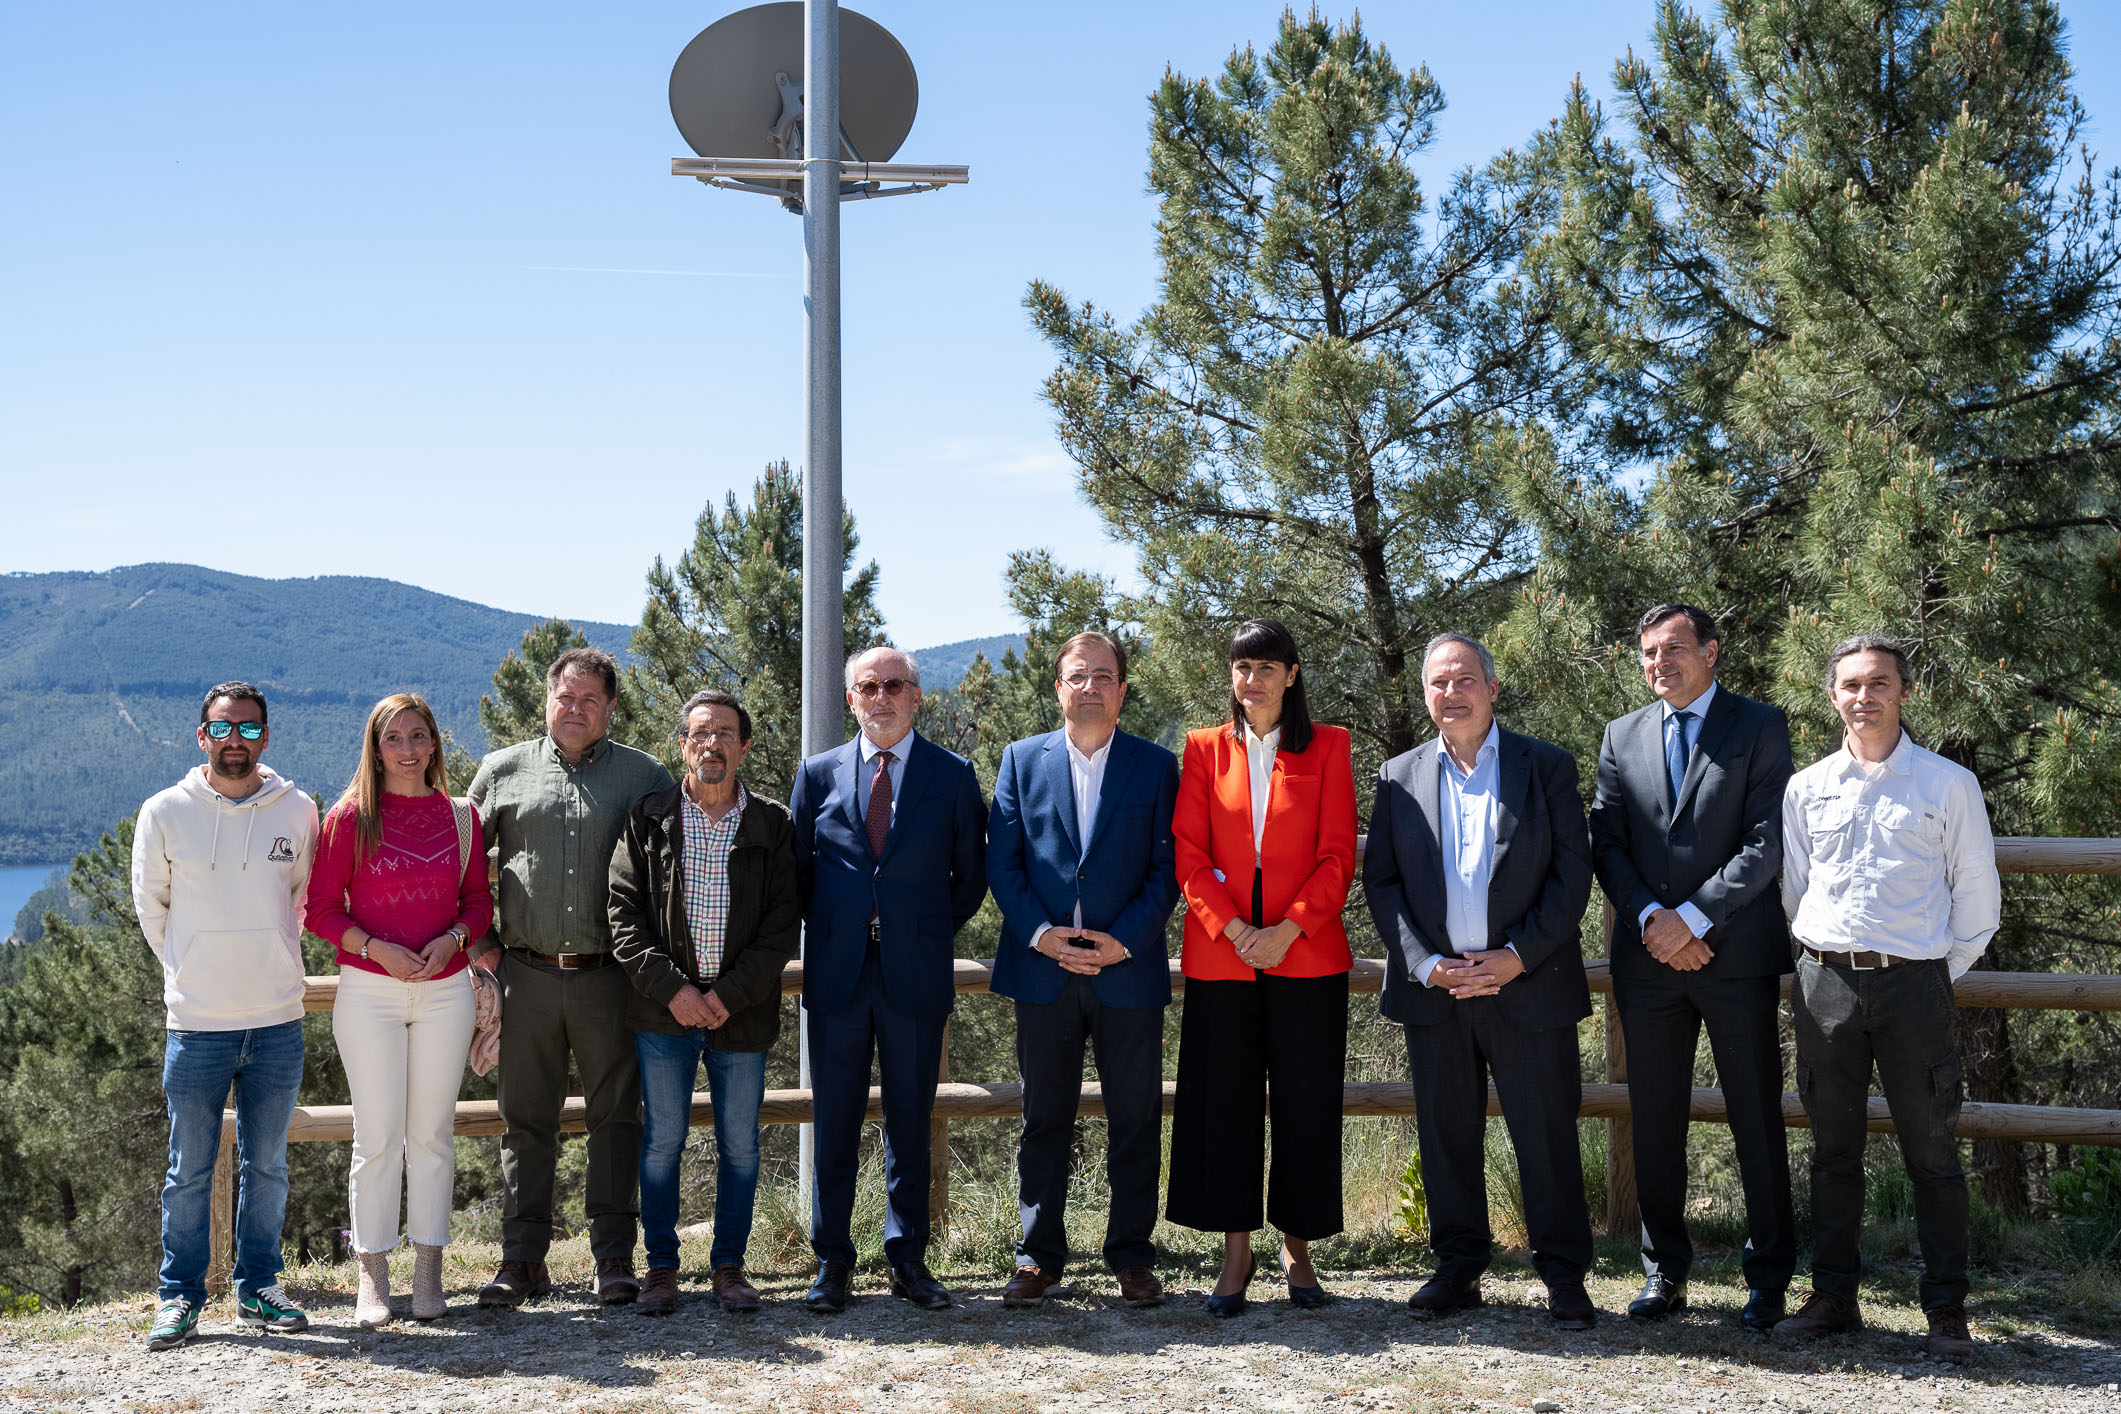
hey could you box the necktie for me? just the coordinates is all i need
[866,750,895,858]
[1665,711,1693,807]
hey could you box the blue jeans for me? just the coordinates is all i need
[635,1031,765,1271]
[160,1020,306,1303]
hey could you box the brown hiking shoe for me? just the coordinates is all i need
[477,1259,551,1309]
[1772,1289,1863,1341]
[1002,1266,1061,1308]
[1926,1306,1977,1363]
[636,1267,678,1316]
[594,1257,639,1305]
[711,1265,761,1313]
[1115,1265,1164,1308]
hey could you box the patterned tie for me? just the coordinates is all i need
[1665,710,1693,808]
[866,750,895,858]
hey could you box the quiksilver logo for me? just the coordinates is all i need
[267,837,296,863]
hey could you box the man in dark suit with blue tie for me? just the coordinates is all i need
[1589,604,1795,1330]
[986,632,1181,1310]
[1364,633,1599,1329]
[788,645,987,1313]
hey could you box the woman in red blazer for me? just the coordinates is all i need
[1167,618,1357,1315]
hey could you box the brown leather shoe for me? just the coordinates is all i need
[1002,1266,1061,1308]
[1114,1265,1163,1308]
[476,1259,551,1309]
[1406,1272,1482,1320]
[594,1257,639,1306]
[636,1267,678,1316]
[1926,1306,1977,1363]
[711,1265,761,1313]
[1772,1289,1863,1341]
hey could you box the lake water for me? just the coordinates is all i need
[2,863,67,940]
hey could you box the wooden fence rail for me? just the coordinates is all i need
[205,836,2121,1290]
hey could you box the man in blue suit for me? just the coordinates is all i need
[986,632,1180,1309]
[789,645,987,1313]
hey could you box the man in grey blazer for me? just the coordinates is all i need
[1589,604,1795,1331]
[1364,634,1598,1329]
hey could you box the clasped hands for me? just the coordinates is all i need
[1431,947,1525,998]
[667,982,731,1030]
[367,931,464,982]
[1642,907,1714,971]
[1222,917,1303,971]
[1037,926,1128,974]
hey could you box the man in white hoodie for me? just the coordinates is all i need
[132,681,320,1351]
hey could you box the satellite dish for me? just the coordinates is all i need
[670,4,918,167]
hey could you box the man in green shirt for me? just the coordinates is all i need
[466,647,673,1308]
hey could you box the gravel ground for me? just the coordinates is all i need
[5,1248,2118,1414]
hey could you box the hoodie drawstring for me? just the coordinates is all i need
[241,809,257,871]
[209,809,223,872]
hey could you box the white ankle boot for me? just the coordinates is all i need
[411,1243,447,1320]
[354,1250,392,1328]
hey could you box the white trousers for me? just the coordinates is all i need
[332,967,475,1252]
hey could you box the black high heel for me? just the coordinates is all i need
[1205,1254,1256,1318]
[1281,1249,1328,1308]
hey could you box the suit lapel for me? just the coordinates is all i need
[835,739,865,842]
[878,735,939,866]
[1638,703,1673,830]
[1043,731,1083,861]
[1079,731,1130,861]
[1411,739,1444,881]
[1491,730,1528,879]
[1672,688,1734,821]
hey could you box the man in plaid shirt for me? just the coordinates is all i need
[610,690,801,1314]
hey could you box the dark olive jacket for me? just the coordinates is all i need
[607,782,800,1051]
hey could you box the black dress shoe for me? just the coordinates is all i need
[1205,1254,1256,1319]
[1628,1274,1687,1320]
[889,1260,953,1310]
[1405,1272,1483,1321]
[805,1260,852,1313]
[1740,1288,1786,1332]
[1547,1278,1598,1330]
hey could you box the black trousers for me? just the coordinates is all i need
[494,951,642,1263]
[1014,974,1165,1274]
[1793,954,1969,1312]
[1166,971,1347,1239]
[1403,997,1593,1287]
[1614,968,1795,1292]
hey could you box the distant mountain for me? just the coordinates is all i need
[0,565,635,864]
[914,634,1026,689]
[0,565,1020,864]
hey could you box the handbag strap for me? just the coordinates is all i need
[451,797,473,880]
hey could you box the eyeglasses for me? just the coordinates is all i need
[1061,671,1120,691]
[853,678,912,699]
[675,728,742,746]
[203,721,264,741]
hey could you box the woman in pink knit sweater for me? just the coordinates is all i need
[305,693,491,1327]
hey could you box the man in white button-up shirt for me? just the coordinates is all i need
[1774,636,1999,1363]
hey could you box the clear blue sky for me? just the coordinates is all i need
[6,2,2118,648]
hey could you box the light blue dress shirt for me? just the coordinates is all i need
[1638,681,1717,941]
[1417,722,1503,988]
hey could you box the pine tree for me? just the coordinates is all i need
[625,461,885,803]
[478,618,646,752]
[1028,8,1596,764]
[1508,0,2121,1210]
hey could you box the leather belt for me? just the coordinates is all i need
[1802,945,1908,971]
[516,948,615,971]
[867,921,882,944]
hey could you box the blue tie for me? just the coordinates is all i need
[1665,710,1693,807]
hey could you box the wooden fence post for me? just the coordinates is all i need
[929,1019,951,1236]
[207,1086,237,1297]
[1601,902,1640,1242]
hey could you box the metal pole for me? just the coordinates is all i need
[796,0,844,1226]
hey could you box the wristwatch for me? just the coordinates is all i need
[358,937,371,961]
[447,925,469,949]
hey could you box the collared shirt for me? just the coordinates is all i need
[1031,729,1115,948]
[858,729,913,829]
[1419,722,1502,986]
[1639,681,1718,940]
[1243,723,1280,858]
[468,734,674,955]
[679,782,747,983]
[1781,729,2000,978]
